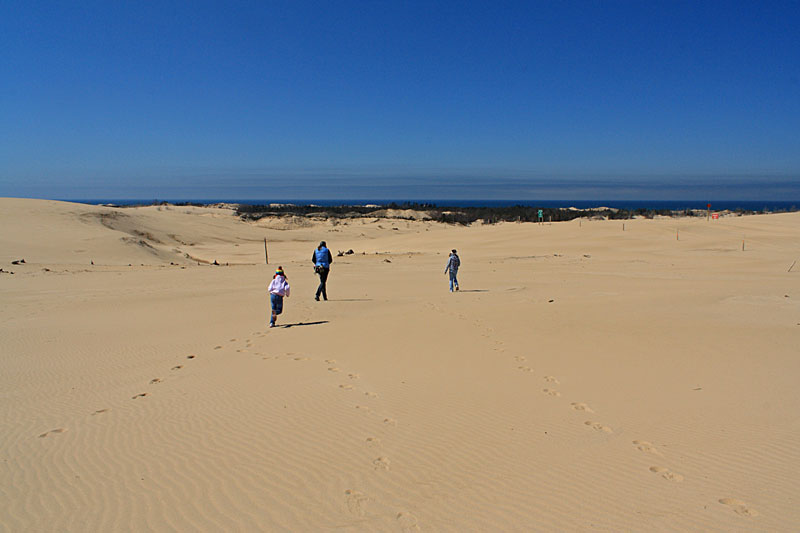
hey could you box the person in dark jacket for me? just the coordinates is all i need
[444,249,460,292]
[312,241,333,301]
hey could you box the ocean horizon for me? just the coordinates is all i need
[62,199,800,212]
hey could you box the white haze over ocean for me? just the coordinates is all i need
[4,169,798,202]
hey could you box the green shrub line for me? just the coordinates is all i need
[235,202,775,225]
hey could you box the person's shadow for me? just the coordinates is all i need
[278,320,329,328]
[458,289,488,293]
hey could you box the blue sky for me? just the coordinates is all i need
[1,1,798,200]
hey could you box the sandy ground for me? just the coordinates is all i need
[1,198,799,532]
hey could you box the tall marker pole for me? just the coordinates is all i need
[264,238,269,264]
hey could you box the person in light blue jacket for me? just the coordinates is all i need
[312,241,333,301]
[444,249,460,292]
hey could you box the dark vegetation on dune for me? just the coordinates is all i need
[234,202,765,225]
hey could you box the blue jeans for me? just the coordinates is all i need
[270,294,283,324]
[449,271,459,291]
[315,267,329,300]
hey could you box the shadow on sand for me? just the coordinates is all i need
[458,289,488,293]
[278,321,329,328]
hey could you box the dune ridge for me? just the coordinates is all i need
[2,198,799,531]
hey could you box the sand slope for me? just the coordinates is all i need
[1,198,799,531]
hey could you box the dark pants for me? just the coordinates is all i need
[315,267,329,299]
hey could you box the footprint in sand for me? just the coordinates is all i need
[585,421,613,433]
[328,367,341,373]
[214,346,222,350]
[517,366,533,372]
[92,409,110,415]
[542,388,561,397]
[366,437,381,447]
[649,466,684,482]
[325,359,337,364]
[364,391,379,398]
[150,378,162,385]
[339,384,354,391]
[396,512,420,532]
[372,456,391,471]
[383,417,397,426]
[187,354,196,359]
[294,356,309,361]
[39,428,67,438]
[544,375,560,384]
[171,365,183,370]
[344,489,368,517]
[132,393,147,399]
[355,405,371,412]
[229,338,237,342]
[348,373,360,379]
[719,498,759,517]
[514,355,527,362]
[571,402,594,413]
[633,440,663,456]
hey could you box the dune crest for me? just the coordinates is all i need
[2,198,799,530]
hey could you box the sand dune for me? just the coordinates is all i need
[1,198,799,531]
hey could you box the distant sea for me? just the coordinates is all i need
[67,199,800,212]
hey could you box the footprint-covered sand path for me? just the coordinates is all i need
[5,200,799,531]
[432,302,764,524]
[15,284,785,531]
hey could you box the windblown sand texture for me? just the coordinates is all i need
[2,198,799,531]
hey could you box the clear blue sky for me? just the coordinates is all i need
[1,1,798,200]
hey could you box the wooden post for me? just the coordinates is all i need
[742,239,745,251]
[579,219,582,228]
[264,238,269,264]
[676,228,679,241]
[623,223,625,231]
[788,260,796,273]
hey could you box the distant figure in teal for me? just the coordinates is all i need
[444,249,460,292]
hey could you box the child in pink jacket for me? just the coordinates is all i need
[268,267,290,327]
